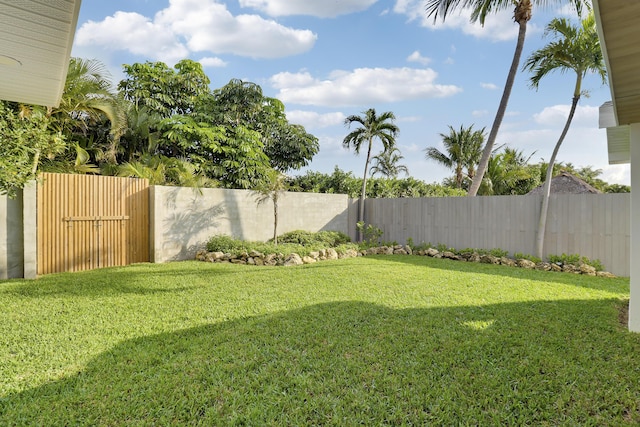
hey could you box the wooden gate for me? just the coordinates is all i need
[37,173,150,275]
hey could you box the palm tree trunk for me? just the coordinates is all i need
[273,195,279,245]
[468,16,528,197]
[535,92,581,259]
[358,138,374,242]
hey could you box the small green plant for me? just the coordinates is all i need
[548,253,604,271]
[489,248,509,258]
[356,221,384,246]
[514,252,542,264]
[275,230,351,247]
[206,235,247,253]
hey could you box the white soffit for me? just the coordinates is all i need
[0,0,82,107]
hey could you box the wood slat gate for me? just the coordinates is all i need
[37,173,150,275]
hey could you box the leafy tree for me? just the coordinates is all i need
[117,153,213,187]
[425,0,589,196]
[343,108,400,238]
[204,79,319,173]
[289,167,465,198]
[119,60,210,118]
[0,102,66,197]
[370,147,409,178]
[425,124,484,189]
[523,12,606,258]
[479,147,538,195]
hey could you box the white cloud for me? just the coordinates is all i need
[199,57,227,67]
[601,164,631,185]
[407,50,431,65]
[239,0,377,17]
[75,11,189,64]
[481,82,498,90]
[75,0,317,63]
[533,104,599,128]
[270,67,462,107]
[286,110,346,129]
[472,110,488,117]
[393,0,540,42]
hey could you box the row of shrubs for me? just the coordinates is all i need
[205,230,606,272]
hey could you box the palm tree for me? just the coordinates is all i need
[253,169,290,245]
[425,124,484,189]
[370,147,409,178]
[343,108,399,239]
[479,147,537,195]
[425,0,588,196]
[523,12,607,258]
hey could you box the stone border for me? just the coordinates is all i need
[195,244,616,278]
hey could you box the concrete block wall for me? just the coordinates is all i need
[151,186,350,263]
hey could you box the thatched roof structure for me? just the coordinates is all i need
[527,172,601,195]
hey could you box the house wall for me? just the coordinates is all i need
[0,190,24,279]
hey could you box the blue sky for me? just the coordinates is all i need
[71,0,629,185]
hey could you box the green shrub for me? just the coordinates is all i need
[275,230,351,247]
[206,235,247,253]
[548,253,604,271]
[514,252,542,264]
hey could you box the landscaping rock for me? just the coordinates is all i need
[426,248,439,257]
[562,264,580,274]
[499,257,516,267]
[517,259,536,269]
[404,245,413,255]
[442,251,460,261]
[535,262,552,271]
[284,253,303,266]
[579,263,597,276]
[597,271,616,278]
[326,248,339,260]
[393,248,408,255]
[302,256,317,264]
[480,255,500,264]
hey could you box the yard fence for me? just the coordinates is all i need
[0,173,631,278]
[361,193,630,276]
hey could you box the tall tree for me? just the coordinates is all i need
[479,147,538,195]
[370,147,409,178]
[253,170,290,245]
[523,12,606,258]
[425,124,484,189]
[425,0,588,197]
[343,108,400,239]
[119,59,210,118]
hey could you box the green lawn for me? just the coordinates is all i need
[0,256,638,425]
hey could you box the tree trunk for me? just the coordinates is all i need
[468,17,528,197]
[273,196,279,245]
[535,91,581,259]
[358,138,374,242]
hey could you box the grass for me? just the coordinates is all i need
[0,256,638,425]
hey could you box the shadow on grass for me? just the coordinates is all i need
[0,261,268,298]
[362,254,630,294]
[2,299,639,425]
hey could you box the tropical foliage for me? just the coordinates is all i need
[289,167,466,198]
[425,124,484,189]
[0,58,320,193]
[370,147,409,178]
[425,0,589,196]
[343,108,400,238]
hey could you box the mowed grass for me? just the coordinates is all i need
[0,256,638,425]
